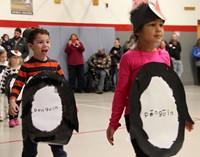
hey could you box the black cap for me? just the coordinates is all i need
[15,28,22,34]
[130,2,165,32]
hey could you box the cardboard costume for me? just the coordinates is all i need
[129,62,194,157]
[21,71,79,145]
[0,65,6,81]
[4,74,17,97]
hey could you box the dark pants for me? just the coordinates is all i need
[197,67,200,85]
[22,136,67,157]
[68,64,84,92]
[125,115,149,157]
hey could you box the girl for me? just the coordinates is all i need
[106,2,194,157]
[0,46,8,121]
[1,34,11,53]
[0,49,22,126]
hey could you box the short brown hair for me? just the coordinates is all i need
[28,28,50,44]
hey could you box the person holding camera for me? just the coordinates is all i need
[65,33,85,93]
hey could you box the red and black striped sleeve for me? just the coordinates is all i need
[10,57,64,100]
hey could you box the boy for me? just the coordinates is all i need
[9,28,67,157]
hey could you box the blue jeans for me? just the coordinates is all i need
[172,60,183,78]
[22,136,67,157]
[110,65,119,88]
[95,69,106,91]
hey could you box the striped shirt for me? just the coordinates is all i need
[10,57,64,100]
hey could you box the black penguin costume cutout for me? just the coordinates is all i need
[0,65,7,82]
[21,71,79,145]
[4,74,17,97]
[129,62,194,157]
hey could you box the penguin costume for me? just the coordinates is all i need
[128,1,194,156]
[21,71,78,145]
[129,62,194,157]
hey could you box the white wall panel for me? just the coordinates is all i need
[0,0,199,25]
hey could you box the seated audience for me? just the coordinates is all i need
[88,48,111,94]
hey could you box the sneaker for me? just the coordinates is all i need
[9,120,16,127]
[96,90,103,94]
[0,116,3,122]
[14,118,20,125]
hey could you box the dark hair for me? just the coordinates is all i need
[28,28,50,44]
[1,34,9,40]
[69,33,79,40]
[15,28,22,34]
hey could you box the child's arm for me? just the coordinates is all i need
[9,98,19,116]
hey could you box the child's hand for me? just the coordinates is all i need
[9,99,19,116]
[185,120,194,132]
[106,127,115,146]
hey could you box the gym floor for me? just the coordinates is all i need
[0,85,200,157]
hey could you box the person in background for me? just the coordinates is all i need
[9,28,67,157]
[168,33,183,77]
[0,50,22,127]
[64,33,85,93]
[158,39,173,69]
[192,38,200,85]
[88,48,111,94]
[122,34,136,53]
[9,28,29,61]
[106,2,194,157]
[109,38,123,91]
[1,34,11,53]
[0,46,8,121]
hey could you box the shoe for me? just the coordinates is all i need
[14,118,20,125]
[76,90,84,93]
[0,116,3,122]
[9,120,16,127]
[96,90,103,94]
[112,87,115,92]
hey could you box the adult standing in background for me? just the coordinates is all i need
[9,28,29,61]
[122,34,136,53]
[158,39,173,69]
[168,33,183,77]
[192,38,200,85]
[65,33,85,93]
[109,38,123,91]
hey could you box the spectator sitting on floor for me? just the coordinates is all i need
[88,48,111,94]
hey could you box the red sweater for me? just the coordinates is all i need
[64,42,85,65]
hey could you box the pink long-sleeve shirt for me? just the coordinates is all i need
[108,48,171,130]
